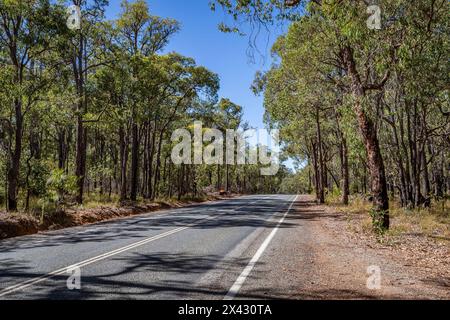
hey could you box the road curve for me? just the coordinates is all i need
[0,195,299,300]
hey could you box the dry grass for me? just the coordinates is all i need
[330,194,450,246]
[388,200,450,241]
[8,193,216,213]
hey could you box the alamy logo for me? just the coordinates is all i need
[66,5,81,30]
[66,266,81,290]
[171,122,280,176]
[366,265,382,290]
[367,5,382,30]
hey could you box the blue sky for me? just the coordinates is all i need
[105,0,286,130]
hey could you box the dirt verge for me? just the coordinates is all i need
[0,213,39,240]
[0,194,237,241]
[295,197,450,299]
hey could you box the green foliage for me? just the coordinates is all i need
[37,169,78,219]
[369,208,389,235]
[27,160,50,198]
[0,0,447,224]
[278,168,312,195]
[44,169,78,205]
[215,0,449,230]
[0,0,289,214]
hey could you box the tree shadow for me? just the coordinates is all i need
[1,196,334,301]
[0,197,298,254]
[1,252,259,300]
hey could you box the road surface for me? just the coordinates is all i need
[0,195,301,300]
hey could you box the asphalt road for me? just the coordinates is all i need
[0,195,299,300]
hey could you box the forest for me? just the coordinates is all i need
[0,0,449,304]
[0,0,289,220]
[0,0,449,234]
[213,0,449,231]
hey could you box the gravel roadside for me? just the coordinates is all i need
[237,195,449,300]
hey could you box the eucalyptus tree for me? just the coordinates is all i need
[379,0,449,207]
[215,98,243,192]
[116,0,179,201]
[213,0,406,229]
[94,50,219,201]
[49,0,110,204]
[256,15,360,203]
[212,0,449,230]
[142,54,219,200]
[91,47,132,201]
[0,0,64,211]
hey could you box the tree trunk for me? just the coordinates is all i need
[7,100,23,212]
[147,121,157,199]
[75,114,87,204]
[119,126,129,202]
[130,122,139,201]
[74,34,88,205]
[341,139,350,205]
[422,149,431,198]
[343,46,389,230]
[57,128,68,170]
[315,109,325,204]
[152,129,165,200]
[311,142,322,203]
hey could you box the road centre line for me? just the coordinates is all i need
[0,198,262,298]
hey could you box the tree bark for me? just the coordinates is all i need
[130,122,139,201]
[7,99,23,211]
[119,126,129,202]
[74,34,87,204]
[343,46,389,230]
[315,109,325,204]
[341,139,350,205]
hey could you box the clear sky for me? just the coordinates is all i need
[105,0,286,130]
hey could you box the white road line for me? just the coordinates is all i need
[3,196,254,244]
[0,199,260,298]
[0,225,188,298]
[224,195,299,300]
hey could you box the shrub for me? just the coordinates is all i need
[38,169,78,222]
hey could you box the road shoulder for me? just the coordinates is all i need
[236,195,450,300]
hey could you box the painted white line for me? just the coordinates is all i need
[0,225,188,297]
[3,195,255,244]
[0,199,261,298]
[224,195,299,300]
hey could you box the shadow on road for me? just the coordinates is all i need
[0,197,298,254]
